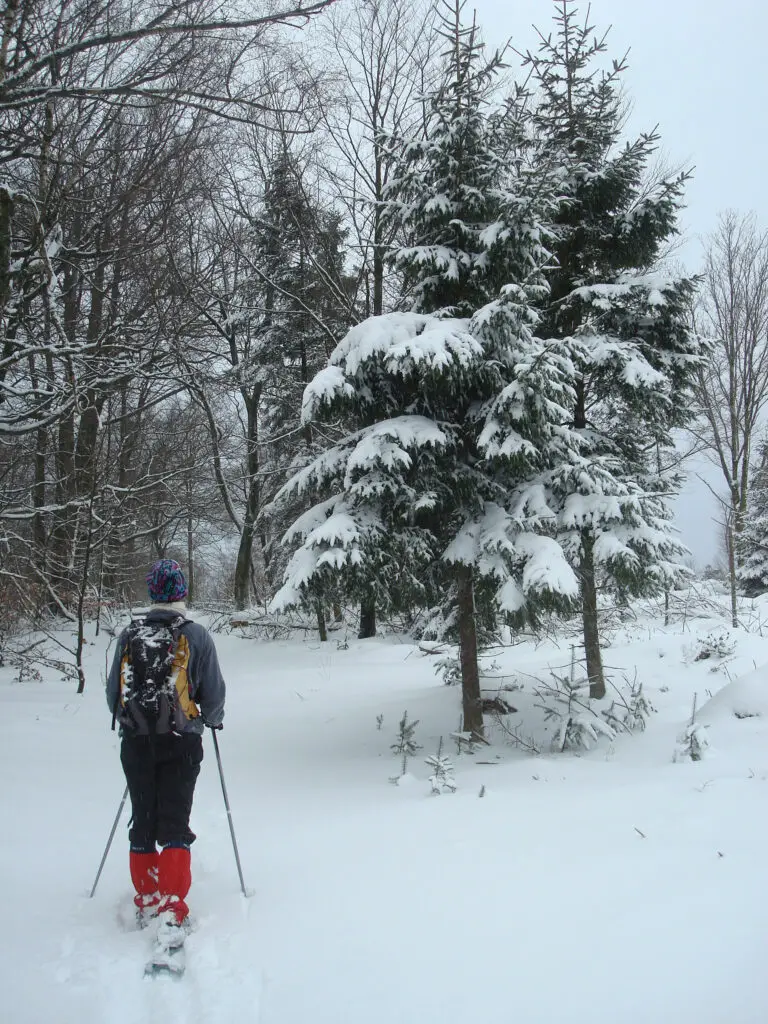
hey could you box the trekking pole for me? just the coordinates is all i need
[211,729,248,897]
[89,785,129,898]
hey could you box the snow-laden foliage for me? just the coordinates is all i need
[271,413,448,613]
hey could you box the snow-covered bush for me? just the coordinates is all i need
[692,631,736,662]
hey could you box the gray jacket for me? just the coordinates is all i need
[106,606,226,734]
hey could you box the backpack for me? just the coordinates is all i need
[115,615,199,735]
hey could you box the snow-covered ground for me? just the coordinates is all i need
[2,600,768,1024]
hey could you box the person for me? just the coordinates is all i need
[106,559,226,945]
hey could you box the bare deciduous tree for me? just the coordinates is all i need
[0,0,338,663]
[692,211,768,625]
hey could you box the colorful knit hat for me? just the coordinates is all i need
[146,559,188,603]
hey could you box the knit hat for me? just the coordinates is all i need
[146,559,188,603]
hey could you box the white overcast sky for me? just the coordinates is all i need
[472,0,768,565]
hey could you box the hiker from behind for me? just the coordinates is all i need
[106,559,226,945]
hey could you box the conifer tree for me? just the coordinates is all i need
[256,154,354,595]
[274,0,580,738]
[523,1,700,697]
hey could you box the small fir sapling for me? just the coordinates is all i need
[390,711,422,780]
[601,672,655,733]
[674,693,710,762]
[425,737,457,794]
[376,714,384,731]
[535,671,615,753]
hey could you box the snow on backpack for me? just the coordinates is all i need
[115,615,199,734]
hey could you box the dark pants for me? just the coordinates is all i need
[120,733,203,851]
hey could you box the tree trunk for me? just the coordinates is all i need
[456,563,484,740]
[75,448,102,694]
[75,500,95,694]
[580,532,605,699]
[233,389,261,611]
[316,602,328,642]
[727,520,739,628]
[49,259,79,605]
[33,425,46,554]
[356,164,386,640]
[359,594,376,638]
[233,520,254,611]
[0,186,12,308]
[186,514,194,605]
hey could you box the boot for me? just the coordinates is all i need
[129,850,159,927]
[156,846,191,948]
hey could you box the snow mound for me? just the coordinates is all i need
[697,666,768,723]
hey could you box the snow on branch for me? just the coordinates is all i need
[0,1,337,102]
[442,503,579,612]
[576,335,669,390]
[272,416,451,508]
[309,312,481,395]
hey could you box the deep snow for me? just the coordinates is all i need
[2,601,767,1024]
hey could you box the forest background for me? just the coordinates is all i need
[2,0,768,743]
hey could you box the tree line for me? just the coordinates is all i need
[1,0,766,726]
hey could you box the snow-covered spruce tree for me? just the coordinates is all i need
[737,441,768,596]
[273,0,580,739]
[523,1,700,697]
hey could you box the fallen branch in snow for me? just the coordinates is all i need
[229,617,327,632]
[418,642,450,656]
[489,714,541,755]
